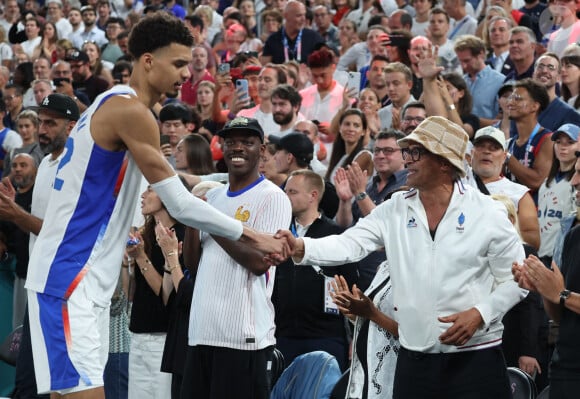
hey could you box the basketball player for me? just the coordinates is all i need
[24,13,286,398]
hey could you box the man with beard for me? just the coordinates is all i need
[0,93,79,399]
[67,49,109,103]
[238,64,287,136]
[399,101,426,135]
[271,84,303,136]
[1,153,37,330]
[180,116,291,398]
[531,53,580,132]
[71,5,108,49]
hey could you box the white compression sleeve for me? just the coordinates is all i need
[151,174,243,240]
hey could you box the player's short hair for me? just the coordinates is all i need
[128,12,193,59]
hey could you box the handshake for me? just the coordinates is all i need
[242,228,305,265]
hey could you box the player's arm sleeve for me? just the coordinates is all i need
[152,174,243,241]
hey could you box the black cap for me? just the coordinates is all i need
[217,116,264,142]
[498,81,514,98]
[269,132,314,164]
[36,94,80,121]
[65,50,89,63]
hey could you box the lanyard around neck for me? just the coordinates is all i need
[282,28,303,62]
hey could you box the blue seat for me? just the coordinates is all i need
[270,351,342,399]
[508,367,537,399]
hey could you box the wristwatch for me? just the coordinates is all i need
[559,289,571,306]
[355,192,368,201]
[447,104,456,111]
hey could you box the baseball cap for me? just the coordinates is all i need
[473,126,507,151]
[398,116,468,177]
[269,132,314,164]
[552,123,579,142]
[217,116,264,142]
[65,50,89,63]
[36,94,80,121]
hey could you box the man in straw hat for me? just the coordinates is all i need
[274,116,527,398]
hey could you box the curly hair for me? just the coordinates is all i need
[128,12,193,59]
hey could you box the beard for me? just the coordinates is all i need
[273,111,294,126]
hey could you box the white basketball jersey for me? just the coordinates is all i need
[26,86,144,306]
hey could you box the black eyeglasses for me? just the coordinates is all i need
[402,116,425,124]
[401,147,428,162]
[373,146,399,155]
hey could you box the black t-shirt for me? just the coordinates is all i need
[262,28,325,64]
[1,187,33,278]
[551,224,580,379]
[73,75,110,103]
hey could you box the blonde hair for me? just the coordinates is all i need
[491,194,520,236]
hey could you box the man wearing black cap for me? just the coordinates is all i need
[67,50,110,103]
[181,116,291,399]
[0,93,79,399]
[271,131,339,218]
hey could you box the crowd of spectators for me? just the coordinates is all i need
[0,0,580,398]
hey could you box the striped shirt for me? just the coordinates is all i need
[188,177,291,350]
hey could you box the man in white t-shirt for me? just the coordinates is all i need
[470,126,540,250]
[46,0,73,40]
[181,116,291,399]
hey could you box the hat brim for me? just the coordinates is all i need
[398,133,466,178]
[216,126,264,142]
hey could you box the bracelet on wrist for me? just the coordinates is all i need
[164,263,180,273]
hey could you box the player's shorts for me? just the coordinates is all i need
[28,275,110,395]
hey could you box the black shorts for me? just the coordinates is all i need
[180,345,274,399]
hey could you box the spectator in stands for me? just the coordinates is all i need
[20,18,41,59]
[470,126,540,249]
[532,53,580,132]
[261,0,324,64]
[45,0,72,40]
[273,169,358,370]
[512,151,580,399]
[3,84,24,131]
[66,49,109,103]
[412,0,436,37]
[505,26,537,81]
[428,9,461,73]
[270,131,339,217]
[126,186,185,399]
[337,19,358,56]
[159,102,195,168]
[180,45,214,107]
[547,0,580,57]
[313,5,339,50]
[238,64,287,135]
[1,110,42,179]
[505,78,553,196]
[454,35,505,125]
[486,16,514,75]
[71,5,108,49]
[560,44,580,110]
[260,9,283,43]
[101,17,126,64]
[31,79,52,106]
[300,47,345,124]
[399,101,426,135]
[443,0,477,40]
[378,62,415,130]
[326,109,373,182]
[271,84,303,136]
[260,142,288,187]
[337,25,388,72]
[537,124,579,265]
